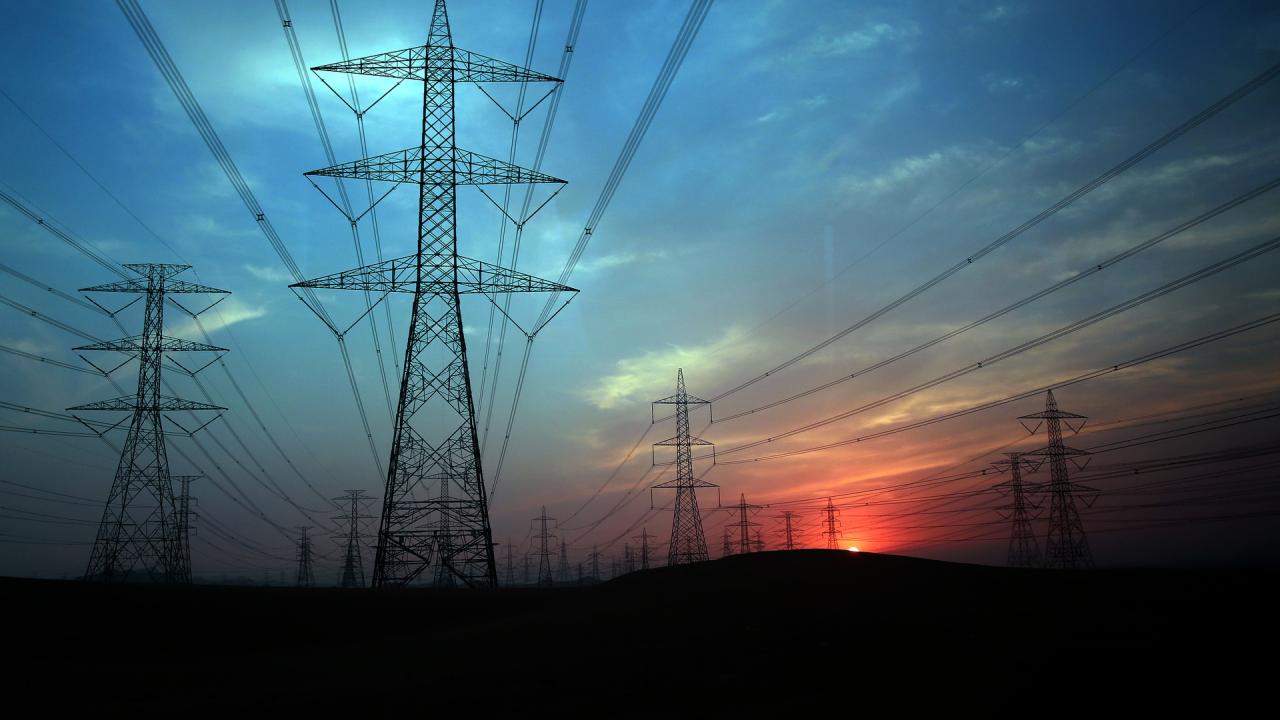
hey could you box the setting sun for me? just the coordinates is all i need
[847,546,861,553]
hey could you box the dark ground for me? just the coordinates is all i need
[2,550,1276,714]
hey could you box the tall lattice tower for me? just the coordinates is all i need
[776,510,797,550]
[753,529,765,553]
[70,264,228,583]
[174,475,199,580]
[633,528,653,570]
[651,369,717,565]
[992,452,1040,568]
[334,489,373,588]
[504,537,515,586]
[1019,391,1096,569]
[729,493,761,554]
[294,0,575,589]
[532,506,556,587]
[721,528,733,558]
[295,527,315,587]
[589,545,601,582]
[820,498,842,550]
[557,540,570,582]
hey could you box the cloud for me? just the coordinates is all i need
[752,95,828,125]
[797,21,920,61]
[244,263,294,284]
[584,327,753,410]
[168,297,267,339]
[984,74,1023,93]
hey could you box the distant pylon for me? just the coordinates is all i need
[522,554,531,585]
[1019,390,1097,569]
[623,544,635,575]
[820,498,842,550]
[651,369,717,565]
[753,529,765,553]
[295,527,314,587]
[504,537,515,586]
[70,264,229,583]
[174,475,200,580]
[295,0,575,589]
[722,528,733,558]
[633,528,653,570]
[532,506,557,587]
[992,453,1041,568]
[590,545,601,582]
[557,540,570,582]
[776,510,797,550]
[334,489,373,588]
[729,493,761,554]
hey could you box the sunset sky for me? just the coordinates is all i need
[2,0,1279,580]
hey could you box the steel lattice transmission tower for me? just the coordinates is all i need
[174,475,200,580]
[721,528,733,558]
[296,527,315,587]
[70,264,229,583]
[531,506,556,587]
[992,452,1041,568]
[729,493,761,554]
[293,0,575,589]
[1019,391,1096,569]
[557,540,570,583]
[633,528,653,570]
[504,537,515,586]
[651,369,717,565]
[776,510,797,550]
[334,490,374,588]
[820,498,842,550]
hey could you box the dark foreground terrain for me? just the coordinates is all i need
[3,550,1276,713]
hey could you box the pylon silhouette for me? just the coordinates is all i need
[651,369,717,565]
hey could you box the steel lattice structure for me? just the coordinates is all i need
[993,452,1041,568]
[651,369,717,565]
[633,528,653,570]
[294,0,573,588]
[71,264,228,583]
[334,489,373,588]
[820,498,842,550]
[776,510,797,551]
[532,506,556,587]
[1019,391,1096,569]
[729,493,761,554]
[295,526,315,587]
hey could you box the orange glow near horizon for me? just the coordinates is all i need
[847,546,860,553]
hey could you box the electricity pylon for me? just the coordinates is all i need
[992,452,1041,568]
[753,529,765,553]
[820,498,842,550]
[174,475,199,580]
[721,528,733,558]
[504,537,515,586]
[1019,390,1096,569]
[293,0,574,589]
[729,493,761,554]
[70,264,228,583]
[775,510,797,550]
[623,544,635,575]
[651,369,717,565]
[334,489,374,588]
[532,506,556,587]
[557,540,570,582]
[295,527,315,587]
[632,528,653,570]
[589,545,601,582]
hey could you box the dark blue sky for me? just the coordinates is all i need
[2,0,1279,579]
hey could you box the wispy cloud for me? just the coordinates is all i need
[802,21,920,58]
[584,327,754,410]
[243,263,293,284]
[168,297,267,339]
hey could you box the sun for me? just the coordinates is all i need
[847,546,860,553]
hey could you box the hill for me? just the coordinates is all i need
[2,550,1275,712]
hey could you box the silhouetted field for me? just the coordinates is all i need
[3,551,1275,713]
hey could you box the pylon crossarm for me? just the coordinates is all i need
[305,146,565,185]
[80,278,228,294]
[67,395,225,412]
[311,44,560,84]
[654,435,713,446]
[73,335,228,353]
[292,254,576,295]
[653,393,710,405]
